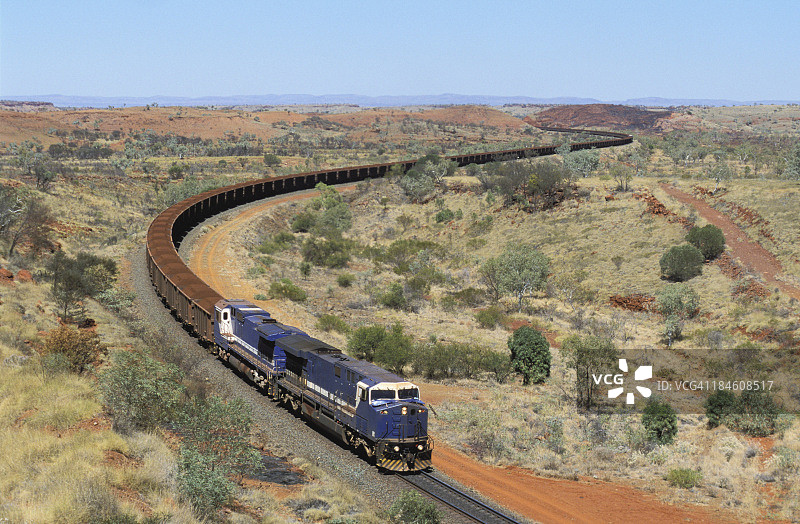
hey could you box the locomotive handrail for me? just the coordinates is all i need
[146,125,632,340]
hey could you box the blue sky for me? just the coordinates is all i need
[1,0,798,100]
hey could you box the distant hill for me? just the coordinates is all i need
[2,94,799,109]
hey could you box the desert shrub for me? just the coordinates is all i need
[263,153,281,166]
[301,236,350,268]
[307,182,353,236]
[434,208,455,223]
[475,305,505,328]
[724,390,780,437]
[439,295,458,312]
[507,326,551,385]
[291,211,316,233]
[253,293,268,301]
[269,278,307,302]
[371,238,446,273]
[316,314,350,334]
[481,350,514,383]
[685,224,725,260]
[100,350,185,431]
[40,324,106,373]
[659,244,704,281]
[258,231,295,254]
[177,447,235,514]
[299,261,312,278]
[388,490,441,524]
[704,390,737,428]
[657,283,699,345]
[96,287,136,313]
[47,250,119,318]
[642,398,678,445]
[177,396,261,476]
[336,273,355,287]
[452,287,486,307]
[379,282,408,310]
[666,468,703,489]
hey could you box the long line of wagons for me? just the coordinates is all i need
[145,126,632,472]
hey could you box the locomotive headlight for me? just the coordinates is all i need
[380,410,388,415]
[417,444,424,451]
[393,445,400,452]
[401,406,408,415]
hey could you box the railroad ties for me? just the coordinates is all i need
[397,471,522,524]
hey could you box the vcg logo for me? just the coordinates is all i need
[592,359,652,405]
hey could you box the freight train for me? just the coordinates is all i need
[145,126,632,472]
[213,298,432,471]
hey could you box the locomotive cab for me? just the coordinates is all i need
[356,381,433,471]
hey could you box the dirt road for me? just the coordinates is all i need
[660,183,800,301]
[182,186,735,523]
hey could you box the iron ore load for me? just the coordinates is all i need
[145,126,631,472]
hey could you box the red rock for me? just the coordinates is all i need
[0,268,14,281]
[16,269,33,283]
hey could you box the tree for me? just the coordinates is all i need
[685,224,725,260]
[4,196,52,257]
[610,163,633,192]
[308,182,352,237]
[563,335,618,409]
[347,323,413,374]
[657,283,699,346]
[562,148,600,178]
[527,160,572,207]
[782,144,800,180]
[491,243,550,312]
[659,244,704,282]
[642,398,678,444]
[0,185,23,238]
[706,162,732,193]
[507,326,550,385]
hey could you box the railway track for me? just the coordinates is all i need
[145,124,631,522]
[397,471,522,523]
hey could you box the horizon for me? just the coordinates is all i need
[2,1,798,102]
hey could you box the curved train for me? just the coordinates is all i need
[145,125,632,471]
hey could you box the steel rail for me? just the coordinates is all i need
[396,471,522,524]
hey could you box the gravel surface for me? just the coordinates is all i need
[128,198,473,522]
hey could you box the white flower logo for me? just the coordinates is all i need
[608,359,652,404]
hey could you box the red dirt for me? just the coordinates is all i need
[15,269,33,283]
[633,189,694,229]
[432,443,734,524]
[608,293,658,313]
[525,104,673,131]
[660,184,800,302]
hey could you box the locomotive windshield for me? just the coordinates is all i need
[398,387,419,399]
[371,389,395,401]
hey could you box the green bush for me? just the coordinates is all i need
[388,490,441,524]
[263,153,281,167]
[336,273,355,287]
[379,282,408,310]
[666,468,702,489]
[704,390,737,428]
[507,326,551,385]
[301,237,350,268]
[452,287,486,307]
[642,398,678,444]
[253,293,268,301]
[291,211,316,232]
[100,350,185,431]
[316,314,350,334]
[258,231,295,254]
[686,224,725,260]
[269,278,307,302]
[725,390,780,437]
[659,244,704,281]
[177,447,235,514]
[434,208,455,223]
[475,305,505,328]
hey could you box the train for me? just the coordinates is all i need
[214,298,432,471]
[145,125,632,472]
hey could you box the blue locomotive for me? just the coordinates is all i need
[213,298,433,472]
